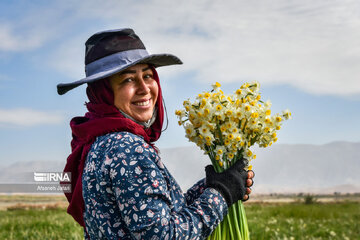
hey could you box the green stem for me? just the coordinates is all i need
[226,211,234,239]
[239,201,250,239]
[231,203,242,239]
[217,221,221,239]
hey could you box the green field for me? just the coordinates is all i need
[0,195,359,239]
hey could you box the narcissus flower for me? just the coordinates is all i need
[176,81,291,173]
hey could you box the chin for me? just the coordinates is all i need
[135,114,153,122]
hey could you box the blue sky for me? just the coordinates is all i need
[0,0,359,166]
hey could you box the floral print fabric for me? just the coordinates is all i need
[82,132,227,240]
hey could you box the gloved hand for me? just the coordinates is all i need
[205,160,248,207]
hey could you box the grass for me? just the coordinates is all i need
[0,207,83,240]
[0,195,359,239]
[246,201,360,239]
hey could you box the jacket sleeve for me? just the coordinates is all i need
[184,178,206,205]
[108,134,228,240]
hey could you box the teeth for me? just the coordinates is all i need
[135,100,150,106]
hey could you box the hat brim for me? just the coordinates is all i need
[57,54,182,95]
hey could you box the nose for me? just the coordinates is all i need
[135,76,150,95]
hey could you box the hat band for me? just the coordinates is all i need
[85,49,149,77]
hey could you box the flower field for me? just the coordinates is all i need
[0,194,359,239]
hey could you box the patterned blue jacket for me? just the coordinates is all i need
[82,132,227,239]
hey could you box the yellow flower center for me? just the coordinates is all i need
[251,112,259,118]
[220,126,227,132]
[247,150,252,157]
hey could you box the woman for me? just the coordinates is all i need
[58,28,254,239]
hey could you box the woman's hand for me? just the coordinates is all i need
[243,170,255,201]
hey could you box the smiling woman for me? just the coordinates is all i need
[109,64,159,123]
[57,28,254,240]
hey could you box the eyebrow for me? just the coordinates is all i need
[119,67,151,75]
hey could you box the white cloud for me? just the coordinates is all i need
[0,24,46,51]
[4,0,360,96]
[0,108,64,127]
[48,35,86,80]
[0,2,82,52]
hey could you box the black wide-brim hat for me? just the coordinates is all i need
[57,28,182,95]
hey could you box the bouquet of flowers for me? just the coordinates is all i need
[176,81,291,239]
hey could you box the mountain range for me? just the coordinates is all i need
[0,141,359,194]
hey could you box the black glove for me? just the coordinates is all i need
[205,160,248,206]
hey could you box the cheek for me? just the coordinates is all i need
[151,82,159,104]
[114,88,131,109]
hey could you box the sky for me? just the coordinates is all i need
[0,0,359,166]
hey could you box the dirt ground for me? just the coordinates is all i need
[1,193,359,210]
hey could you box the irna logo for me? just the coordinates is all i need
[34,172,71,182]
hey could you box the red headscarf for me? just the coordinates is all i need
[62,67,164,226]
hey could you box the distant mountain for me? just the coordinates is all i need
[1,141,359,194]
[157,141,360,194]
[0,161,65,183]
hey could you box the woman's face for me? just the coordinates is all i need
[109,64,159,122]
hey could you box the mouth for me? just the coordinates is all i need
[133,99,151,107]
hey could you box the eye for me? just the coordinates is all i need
[122,78,134,83]
[143,73,154,80]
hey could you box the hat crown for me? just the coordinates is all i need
[85,28,146,65]
[57,28,182,95]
